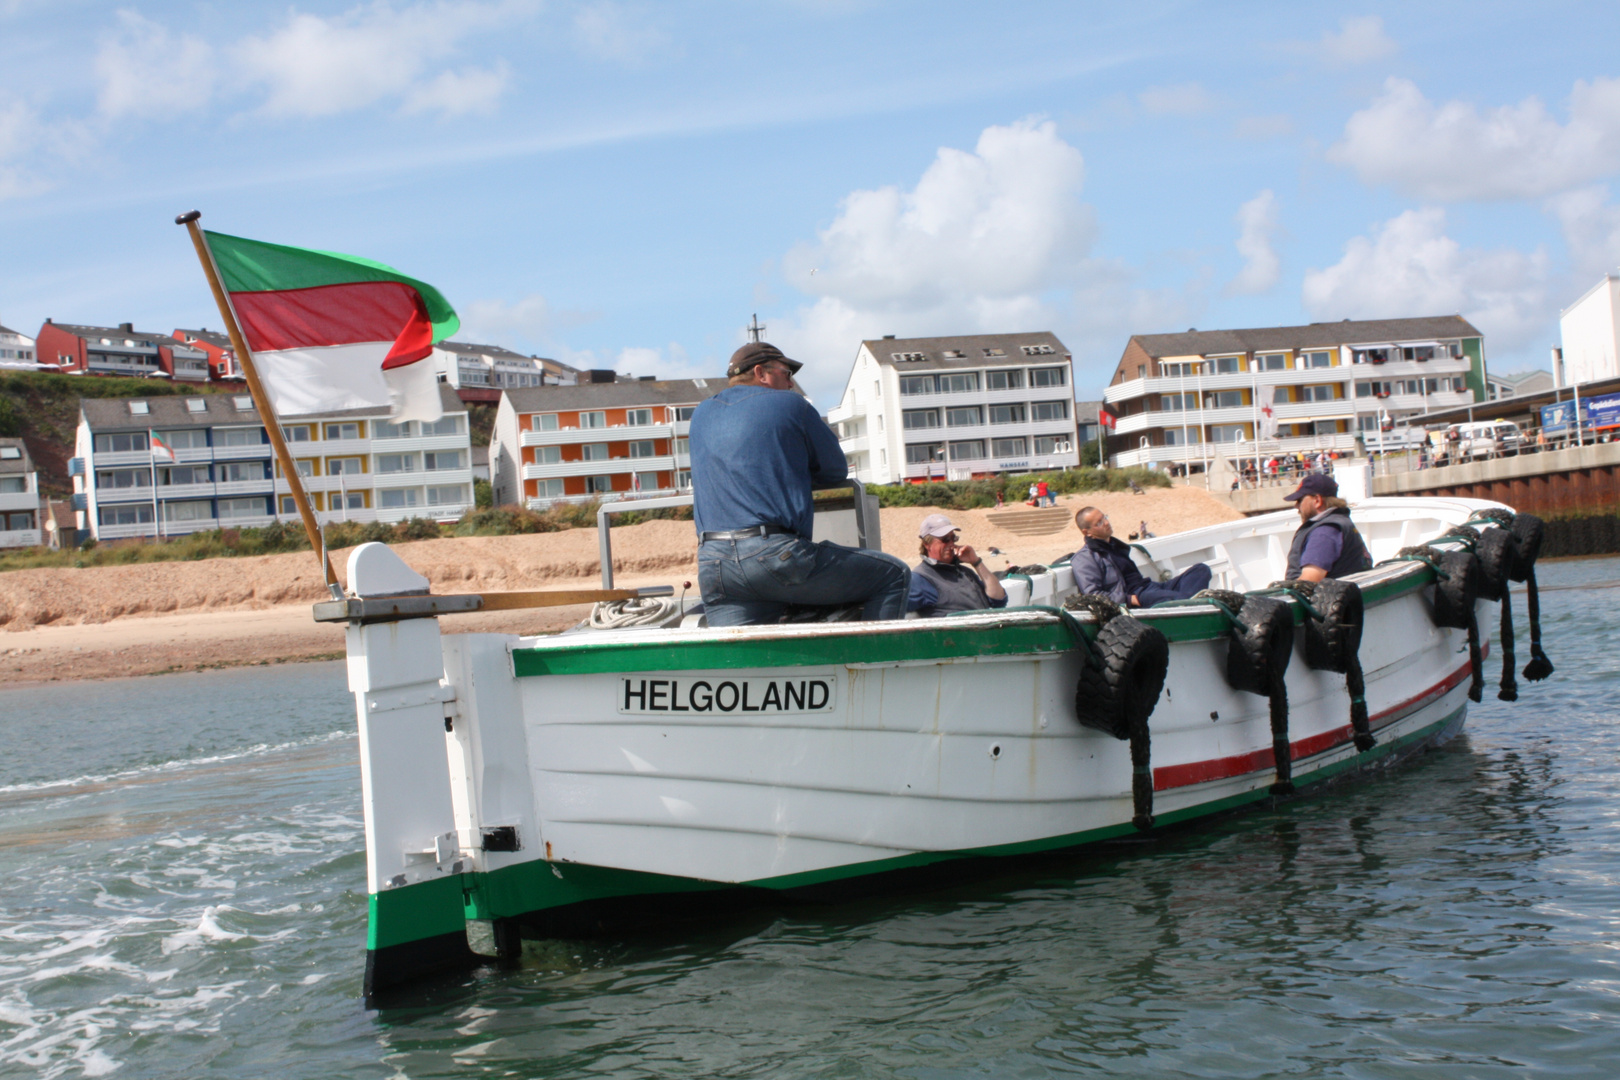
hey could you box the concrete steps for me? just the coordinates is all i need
[984,507,1073,536]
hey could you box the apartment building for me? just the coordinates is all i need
[491,379,724,508]
[826,331,1079,485]
[37,320,213,381]
[1487,369,1556,401]
[0,438,43,548]
[433,340,577,404]
[1101,316,1485,469]
[172,328,243,381]
[73,385,473,540]
[0,322,36,369]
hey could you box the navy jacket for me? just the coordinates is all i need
[1071,536,1152,604]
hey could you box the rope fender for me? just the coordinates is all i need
[1062,595,1169,831]
[1197,589,1297,796]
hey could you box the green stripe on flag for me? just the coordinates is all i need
[205,230,459,342]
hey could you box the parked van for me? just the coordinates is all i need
[1448,420,1525,459]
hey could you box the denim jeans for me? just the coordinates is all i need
[1136,563,1213,608]
[698,534,911,626]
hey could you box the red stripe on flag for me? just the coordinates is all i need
[381,296,435,370]
[232,282,428,357]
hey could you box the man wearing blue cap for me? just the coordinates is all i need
[1283,472,1372,582]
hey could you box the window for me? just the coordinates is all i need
[280,496,298,514]
[327,457,363,476]
[1215,356,1242,374]
[674,406,697,421]
[634,471,659,492]
[334,491,365,510]
[1357,415,1380,432]
[673,437,689,455]
[535,413,559,431]
[623,441,654,459]
[1032,399,1070,421]
[982,347,1006,358]
[94,432,149,453]
[233,395,254,411]
[0,447,18,459]
[221,460,268,482]
[1021,344,1056,356]
[1303,351,1333,368]
[0,477,24,494]
[1159,393,1196,412]
[185,398,207,413]
[535,478,565,499]
[581,443,610,461]
[1257,353,1288,371]
[1300,385,1335,402]
[939,372,980,393]
[217,427,263,446]
[989,404,1026,424]
[128,401,149,416]
[580,411,606,429]
[5,512,34,530]
[906,442,943,464]
[891,351,929,363]
[992,437,1028,458]
[1162,428,1199,446]
[163,500,213,523]
[586,475,614,493]
[159,465,210,486]
[427,484,467,506]
[626,409,653,426]
[1211,391,1243,408]
[1312,421,1340,435]
[1029,367,1067,387]
[96,469,150,489]
[218,497,266,519]
[948,440,985,461]
[538,446,562,464]
[158,429,208,449]
[379,488,420,508]
[421,415,461,436]
[377,453,417,474]
[274,458,315,478]
[1210,424,1246,442]
[1034,436,1072,455]
[281,424,312,442]
[986,369,1025,390]
[946,406,982,427]
[676,471,692,490]
[941,350,967,360]
[903,409,940,430]
[900,374,936,395]
[424,451,463,471]
[325,422,361,440]
[99,504,153,526]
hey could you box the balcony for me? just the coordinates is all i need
[0,528,42,549]
[1109,431,1360,468]
[521,455,675,481]
[94,486,157,504]
[211,443,272,461]
[0,486,38,513]
[900,446,1080,480]
[216,479,275,497]
[525,486,686,511]
[521,422,674,447]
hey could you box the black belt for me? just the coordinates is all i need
[700,524,795,542]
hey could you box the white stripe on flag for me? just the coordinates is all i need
[252,342,444,422]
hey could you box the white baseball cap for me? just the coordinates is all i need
[919,513,958,539]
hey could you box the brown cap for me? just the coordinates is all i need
[728,341,802,378]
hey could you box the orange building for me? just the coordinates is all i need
[491,378,725,507]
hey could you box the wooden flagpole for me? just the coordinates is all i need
[176,210,342,598]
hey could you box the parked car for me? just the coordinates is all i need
[1448,420,1525,459]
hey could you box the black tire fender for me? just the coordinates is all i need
[1074,615,1170,740]
[1473,526,1516,603]
[1224,595,1294,696]
[1430,549,1481,630]
[1301,578,1364,674]
[1508,513,1544,581]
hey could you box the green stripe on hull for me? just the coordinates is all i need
[511,567,1433,678]
[368,873,471,951]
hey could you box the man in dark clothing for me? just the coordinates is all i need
[1282,473,1372,581]
[1069,506,1211,607]
[690,341,910,626]
[908,513,1008,617]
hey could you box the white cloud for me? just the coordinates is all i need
[1227,190,1280,296]
[769,118,1200,403]
[1303,208,1551,350]
[1137,82,1215,116]
[233,1,529,118]
[1317,15,1397,65]
[573,1,669,64]
[94,10,216,120]
[402,63,510,116]
[1546,186,1620,283]
[1330,76,1620,201]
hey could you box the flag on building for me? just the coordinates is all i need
[203,230,459,421]
[1098,407,1116,429]
[149,430,175,462]
[1256,384,1277,440]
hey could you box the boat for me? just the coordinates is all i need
[318,487,1552,1001]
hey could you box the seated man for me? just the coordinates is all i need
[908,514,1008,617]
[689,341,911,626]
[1283,473,1372,581]
[1070,506,1212,608]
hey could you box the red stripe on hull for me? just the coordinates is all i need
[232,282,424,354]
[1153,659,1472,792]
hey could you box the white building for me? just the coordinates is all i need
[1486,369,1556,401]
[1102,316,1486,470]
[0,439,43,548]
[432,341,576,394]
[826,331,1080,485]
[0,322,37,369]
[73,386,474,541]
[1560,275,1620,385]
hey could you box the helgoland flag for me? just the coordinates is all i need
[204,231,459,421]
[149,430,175,462]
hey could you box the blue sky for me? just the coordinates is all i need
[3,1,1618,407]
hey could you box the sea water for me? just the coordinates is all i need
[1,558,1617,1079]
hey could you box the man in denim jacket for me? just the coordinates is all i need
[1069,506,1211,608]
[689,342,910,626]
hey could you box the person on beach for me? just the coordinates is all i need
[907,514,1007,617]
[1282,473,1371,582]
[1069,507,1211,608]
[688,342,910,626]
